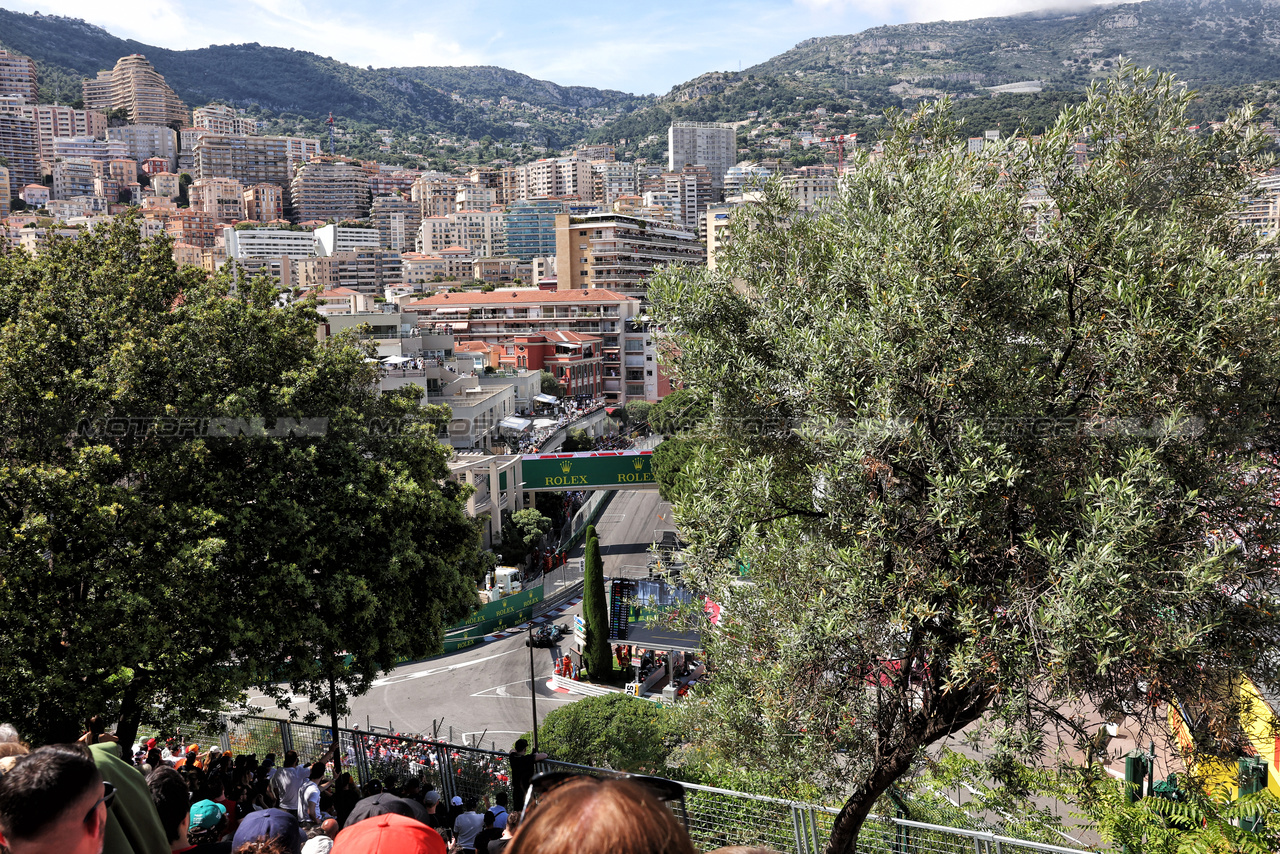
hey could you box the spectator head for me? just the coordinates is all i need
[0,724,19,744]
[507,777,695,854]
[504,811,521,837]
[495,791,508,808]
[464,797,478,812]
[233,808,304,854]
[283,750,299,768]
[482,810,496,829]
[319,818,339,839]
[188,799,228,843]
[308,761,326,782]
[0,745,109,854]
[147,766,192,845]
[331,813,445,854]
[234,841,293,854]
[449,796,462,808]
[363,779,383,796]
[513,739,529,754]
[144,748,164,770]
[422,790,441,811]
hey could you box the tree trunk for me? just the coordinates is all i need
[114,680,144,760]
[824,751,916,854]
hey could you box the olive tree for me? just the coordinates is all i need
[650,66,1280,853]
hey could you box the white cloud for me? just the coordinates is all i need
[6,0,193,42]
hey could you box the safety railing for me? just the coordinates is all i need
[164,715,1092,854]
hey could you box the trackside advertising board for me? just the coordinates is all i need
[442,586,545,653]
[521,450,655,491]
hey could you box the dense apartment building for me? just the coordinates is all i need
[293,248,402,294]
[370,194,421,251]
[195,134,299,213]
[192,103,259,136]
[290,157,371,223]
[0,112,39,189]
[107,124,179,171]
[404,288,660,404]
[190,177,246,224]
[223,226,319,260]
[20,104,108,163]
[504,199,600,262]
[166,209,219,249]
[782,165,838,212]
[52,158,96,200]
[0,166,8,218]
[417,209,505,257]
[151,172,181,200]
[52,136,130,163]
[314,224,380,256]
[412,174,461,218]
[668,121,736,192]
[243,183,284,222]
[592,160,637,207]
[0,50,37,105]
[554,211,705,301]
[507,155,595,201]
[82,55,189,127]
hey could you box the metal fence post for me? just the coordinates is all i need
[278,720,293,755]
[807,807,822,854]
[791,806,806,854]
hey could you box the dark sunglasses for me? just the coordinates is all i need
[85,781,116,825]
[526,770,688,828]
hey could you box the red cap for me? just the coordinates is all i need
[332,814,445,854]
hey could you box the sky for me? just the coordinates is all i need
[3,0,1115,94]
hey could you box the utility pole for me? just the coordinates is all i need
[526,621,540,750]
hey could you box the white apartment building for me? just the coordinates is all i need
[592,160,637,206]
[667,121,736,191]
[223,226,320,260]
[416,209,506,257]
[314,224,380,256]
[52,158,96,200]
[52,136,129,163]
[509,156,595,201]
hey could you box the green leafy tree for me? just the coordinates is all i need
[623,401,652,433]
[498,508,552,566]
[0,217,487,746]
[1073,767,1280,854]
[560,428,593,452]
[531,693,671,772]
[539,370,565,398]
[650,66,1280,854]
[647,388,710,437]
[581,533,611,680]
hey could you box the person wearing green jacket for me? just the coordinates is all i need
[90,742,170,854]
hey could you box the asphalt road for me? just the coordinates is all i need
[256,489,671,751]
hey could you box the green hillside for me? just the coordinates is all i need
[0,7,643,151]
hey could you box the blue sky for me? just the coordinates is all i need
[4,0,1104,94]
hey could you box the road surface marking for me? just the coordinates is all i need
[370,648,522,687]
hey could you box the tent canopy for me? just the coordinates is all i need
[382,356,411,364]
[498,416,533,432]
[533,393,560,405]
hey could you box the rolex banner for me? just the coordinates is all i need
[442,585,545,653]
[520,450,655,491]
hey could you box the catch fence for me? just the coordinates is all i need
[167,715,1091,854]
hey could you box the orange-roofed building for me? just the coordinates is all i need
[403,287,663,403]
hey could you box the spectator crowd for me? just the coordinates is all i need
[0,719,779,854]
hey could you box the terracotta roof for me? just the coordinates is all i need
[406,288,634,308]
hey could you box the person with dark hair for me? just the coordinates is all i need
[473,810,501,854]
[505,741,545,812]
[487,792,508,830]
[331,774,360,829]
[489,811,519,854]
[147,767,194,851]
[0,745,110,854]
[506,777,695,854]
[296,763,326,826]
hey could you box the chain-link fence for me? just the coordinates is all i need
[165,715,1090,854]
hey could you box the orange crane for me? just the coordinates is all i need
[814,133,857,175]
